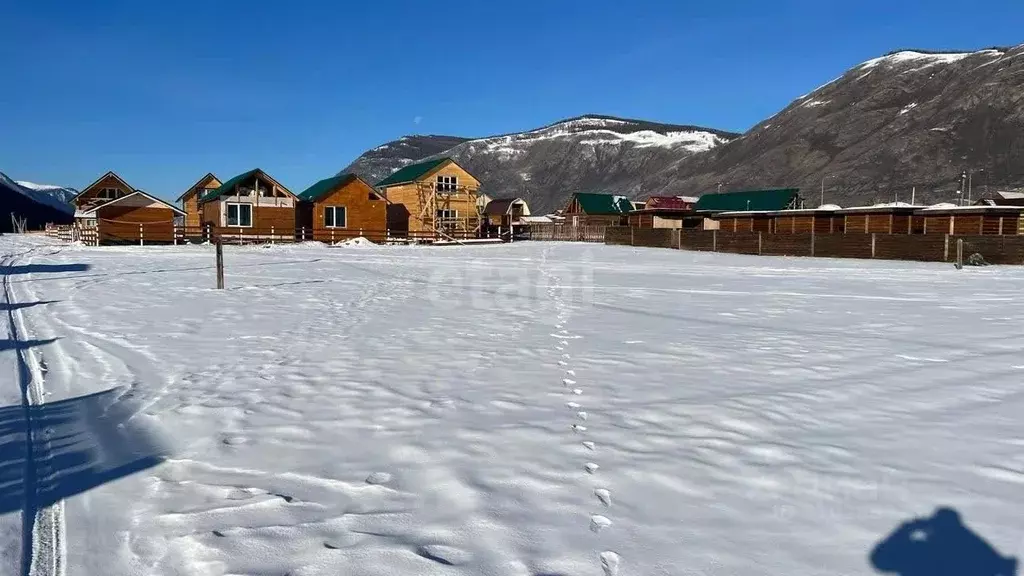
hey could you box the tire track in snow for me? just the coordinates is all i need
[2,244,67,576]
[539,245,619,576]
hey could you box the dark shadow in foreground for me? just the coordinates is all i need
[871,507,1017,576]
[2,263,90,275]
[0,386,170,515]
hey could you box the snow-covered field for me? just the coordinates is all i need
[2,235,1023,575]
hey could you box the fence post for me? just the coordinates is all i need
[871,233,876,258]
[271,226,275,245]
[215,238,224,289]
[944,234,950,261]
[139,223,144,246]
[174,226,178,246]
[713,229,718,252]
[810,232,815,257]
[956,238,964,269]
[630,226,635,247]
[757,232,762,255]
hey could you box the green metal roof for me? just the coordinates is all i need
[375,158,449,187]
[297,174,360,202]
[694,188,800,212]
[201,169,259,203]
[571,192,634,215]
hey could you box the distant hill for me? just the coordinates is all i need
[340,43,1024,212]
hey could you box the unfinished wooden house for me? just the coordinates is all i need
[177,173,222,228]
[296,173,387,241]
[200,169,297,239]
[563,192,634,226]
[72,171,136,212]
[76,190,185,244]
[375,158,482,236]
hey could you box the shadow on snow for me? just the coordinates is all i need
[2,263,90,275]
[871,507,1017,576]
[0,385,170,516]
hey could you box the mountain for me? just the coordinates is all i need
[342,44,1024,212]
[345,135,473,186]
[343,115,739,214]
[1,173,75,215]
[656,45,1024,207]
[0,172,75,231]
[16,180,79,206]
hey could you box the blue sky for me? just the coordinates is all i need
[3,0,1022,200]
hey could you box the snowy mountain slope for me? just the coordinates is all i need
[0,172,75,215]
[344,135,473,187]
[344,43,1024,210]
[16,180,79,205]
[343,115,739,214]
[655,45,1024,206]
[4,236,1024,575]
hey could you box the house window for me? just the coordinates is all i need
[324,206,347,228]
[436,175,458,193]
[226,202,252,227]
[97,187,123,199]
[436,209,458,222]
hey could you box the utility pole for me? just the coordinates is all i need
[968,171,973,205]
[717,182,723,194]
[821,177,825,207]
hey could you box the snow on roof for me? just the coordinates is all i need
[918,204,1024,212]
[837,201,925,212]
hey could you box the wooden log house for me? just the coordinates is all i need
[628,195,701,229]
[563,192,634,227]
[375,157,482,237]
[71,171,136,212]
[76,190,185,245]
[200,169,298,240]
[176,173,222,229]
[296,173,387,241]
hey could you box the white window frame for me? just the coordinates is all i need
[324,205,347,228]
[436,209,458,222]
[436,175,458,193]
[226,202,253,227]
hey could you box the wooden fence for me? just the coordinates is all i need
[525,224,608,242]
[46,224,486,247]
[606,227,1024,265]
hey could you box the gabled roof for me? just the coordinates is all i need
[73,171,134,201]
[78,189,186,217]
[483,197,527,216]
[645,196,698,211]
[569,192,634,215]
[694,188,800,212]
[297,173,379,202]
[201,169,294,203]
[375,158,451,187]
[176,172,220,202]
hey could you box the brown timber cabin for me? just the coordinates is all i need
[72,171,136,212]
[200,169,297,239]
[76,190,185,245]
[177,173,222,228]
[833,203,926,234]
[296,173,387,241]
[375,157,482,237]
[917,205,1024,235]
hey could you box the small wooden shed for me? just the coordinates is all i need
[296,173,387,241]
[917,205,1024,235]
[78,190,185,244]
[834,203,926,234]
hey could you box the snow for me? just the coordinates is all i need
[801,99,830,108]
[577,130,725,151]
[858,51,973,74]
[899,103,918,115]
[3,236,1024,575]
